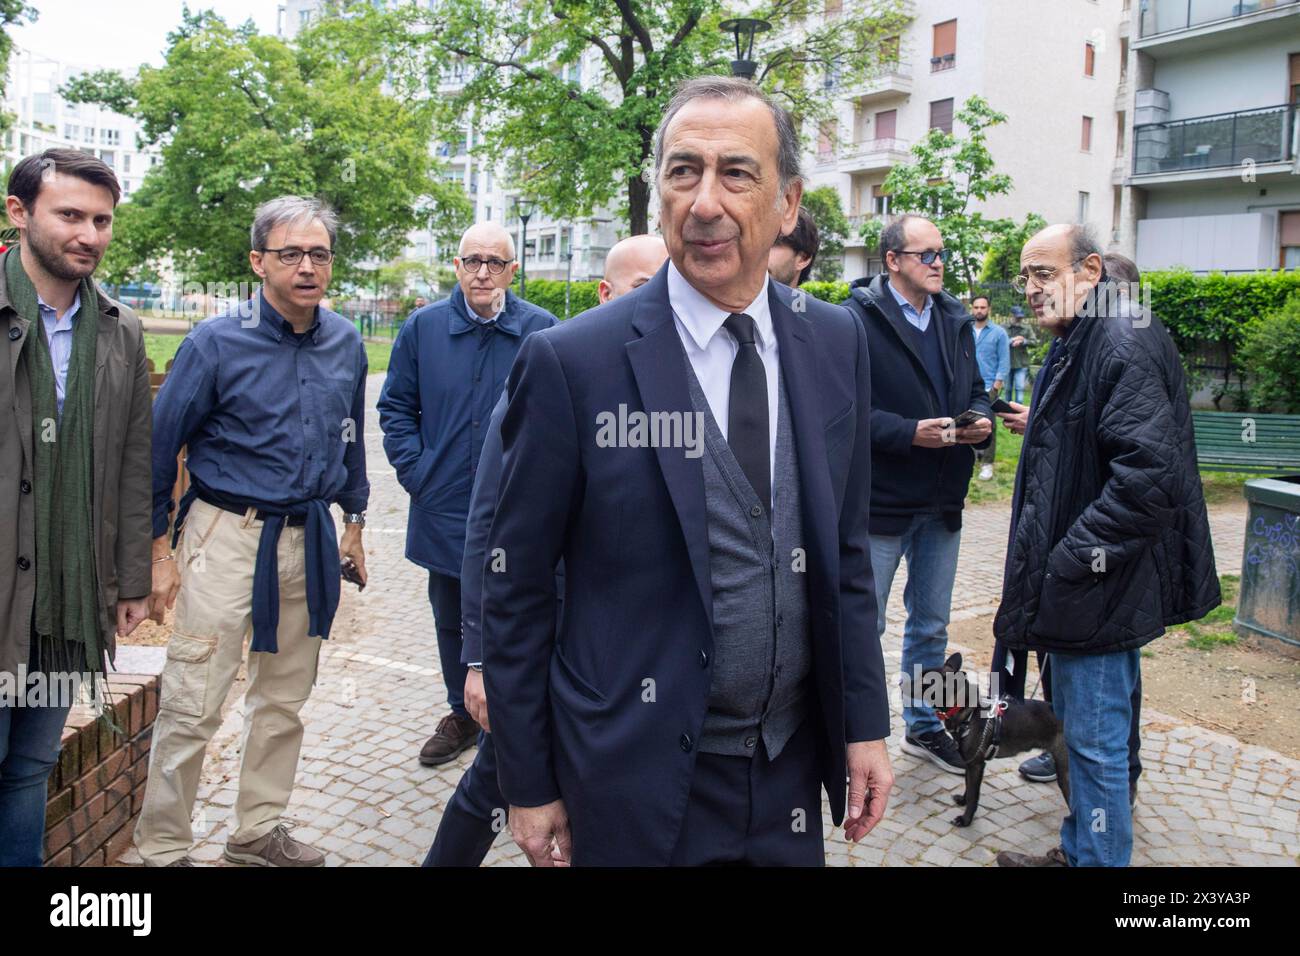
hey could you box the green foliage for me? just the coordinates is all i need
[861,95,1016,298]
[979,212,1046,283]
[65,5,471,286]
[800,185,849,283]
[799,280,850,304]
[418,0,913,234]
[517,278,601,320]
[1237,295,1300,413]
[0,1,36,135]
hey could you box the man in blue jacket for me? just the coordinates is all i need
[971,294,1009,481]
[842,215,992,778]
[377,222,556,766]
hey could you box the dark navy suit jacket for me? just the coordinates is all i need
[481,263,888,865]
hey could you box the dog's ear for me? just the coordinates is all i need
[943,652,962,673]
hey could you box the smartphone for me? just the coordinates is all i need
[990,398,1015,414]
[950,409,985,428]
[341,558,366,591]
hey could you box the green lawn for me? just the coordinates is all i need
[144,332,393,373]
[1171,575,1240,650]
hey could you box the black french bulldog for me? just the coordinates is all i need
[923,653,1071,827]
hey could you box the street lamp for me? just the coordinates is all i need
[515,196,536,300]
[720,18,771,80]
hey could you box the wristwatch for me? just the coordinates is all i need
[343,512,366,527]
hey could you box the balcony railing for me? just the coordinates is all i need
[1139,0,1299,38]
[1132,102,1297,175]
[839,138,910,170]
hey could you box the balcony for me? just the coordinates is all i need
[838,137,911,174]
[846,212,900,247]
[838,62,913,105]
[1136,0,1299,54]
[1132,102,1298,183]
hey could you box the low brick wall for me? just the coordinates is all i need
[43,671,160,866]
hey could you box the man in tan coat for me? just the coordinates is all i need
[0,149,152,866]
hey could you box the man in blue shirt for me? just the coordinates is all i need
[137,196,369,867]
[378,222,556,767]
[971,294,1010,481]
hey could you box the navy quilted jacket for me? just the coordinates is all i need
[994,289,1221,654]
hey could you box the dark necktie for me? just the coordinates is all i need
[723,312,770,515]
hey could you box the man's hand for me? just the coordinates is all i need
[844,740,893,842]
[464,668,489,732]
[509,800,572,867]
[116,598,151,637]
[339,524,368,587]
[997,400,1029,436]
[150,536,179,625]
[991,380,1003,399]
[954,416,992,444]
[913,417,955,448]
[1010,336,1026,347]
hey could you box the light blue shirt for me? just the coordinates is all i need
[37,290,82,418]
[886,278,932,333]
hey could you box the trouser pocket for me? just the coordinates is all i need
[160,633,217,718]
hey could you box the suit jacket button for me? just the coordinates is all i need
[744,736,757,749]
[20,479,31,494]
[7,327,20,341]
[679,733,692,752]
[750,505,762,518]
[17,556,30,571]
[699,649,708,667]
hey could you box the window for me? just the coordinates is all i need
[929,99,953,134]
[101,128,120,146]
[931,19,956,71]
[818,121,835,154]
[1112,186,1122,237]
[875,109,897,141]
[1290,53,1300,103]
[63,124,78,141]
[1120,38,1129,83]
[123,153,131,173]
[1084,41,1096,77]
[540,234,556,258]
[1115,112,1126,157]
[1281,211,1300,269]
[1077,191,1090,224]
[871,184,890,216]
[824,0,842,17]
[1081,115,1093,151]
[880,35,900,67]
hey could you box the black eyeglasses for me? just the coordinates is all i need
[895,249,951,266]
[263,247,335,266]
[460,256,514,275]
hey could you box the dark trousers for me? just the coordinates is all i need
[422,730,504,867]
[428,572,468,719]
[992,641,1143,785]
[668,718,824,866]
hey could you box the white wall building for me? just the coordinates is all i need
[804,0,1128,278]
[2,46,160,201]
[1116,0,1300,273]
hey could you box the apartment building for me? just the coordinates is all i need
[2,46,160,200]
[806,0,1127,278]
[1116,0,1300,272]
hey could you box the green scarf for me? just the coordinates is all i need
[6,248,103,678]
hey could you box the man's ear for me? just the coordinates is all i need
[597,279,612,304]
[5,195,28,231]
[780,178,803,233]
[795,251,812,272]
[249,250,266,279]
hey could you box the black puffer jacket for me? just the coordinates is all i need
[993,290,1220,654]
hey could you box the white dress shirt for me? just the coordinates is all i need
[38,290,82,419]
[668,261,779,499]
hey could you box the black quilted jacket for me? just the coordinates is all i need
[993,291,1221,654]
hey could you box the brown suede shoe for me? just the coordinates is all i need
[419,713,480,766]
[225,824,325,867]
[996,845,1069,867]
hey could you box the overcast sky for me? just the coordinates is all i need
[14,0,280,72]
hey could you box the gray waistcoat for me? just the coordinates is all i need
[683,354,812,759]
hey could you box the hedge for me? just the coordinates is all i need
[513,278,601,320]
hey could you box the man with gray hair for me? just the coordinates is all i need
[482,76,892,866]
[137,195,370,867]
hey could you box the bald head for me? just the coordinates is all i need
[458,221,516,260]
[599,234,668,303]
[1019,223,1103,334]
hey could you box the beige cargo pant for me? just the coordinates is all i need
[134,499,322,866]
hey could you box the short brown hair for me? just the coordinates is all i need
[774,205,820,285]
[7,148,122,210]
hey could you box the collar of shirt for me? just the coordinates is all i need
[36,289,82,330]
[885,277,932,333]
[450,285,521,336]
[255,291,321,344]
[667,259,773,354]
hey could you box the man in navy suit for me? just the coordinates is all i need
[482,76,894,867]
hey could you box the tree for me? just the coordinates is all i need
[800,184,848,283]
[62,6,471,287]
[416,0,912,235]
[980,212,1046,283]
[861,95,1015,297]
[0,1,36,136]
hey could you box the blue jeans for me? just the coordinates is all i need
[1010,367,1030,405]
[429,572,468,719]
[0,693,72,867]
[870,514,962,738]
[1049,649,1140,867]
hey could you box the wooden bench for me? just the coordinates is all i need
[1192,411,1300,474]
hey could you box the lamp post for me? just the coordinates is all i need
[515,196,536,300]
[563,226,575,320]
[719,18,771,80]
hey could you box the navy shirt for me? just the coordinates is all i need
[152,293,370,538]
[377,286,557,576]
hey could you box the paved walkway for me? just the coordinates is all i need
[120,375,1299,867]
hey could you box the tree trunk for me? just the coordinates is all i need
[628,171,649,236]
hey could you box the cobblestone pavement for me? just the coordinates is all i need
[121,375,1299,867]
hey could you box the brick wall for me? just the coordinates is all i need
[43,674,159,867]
